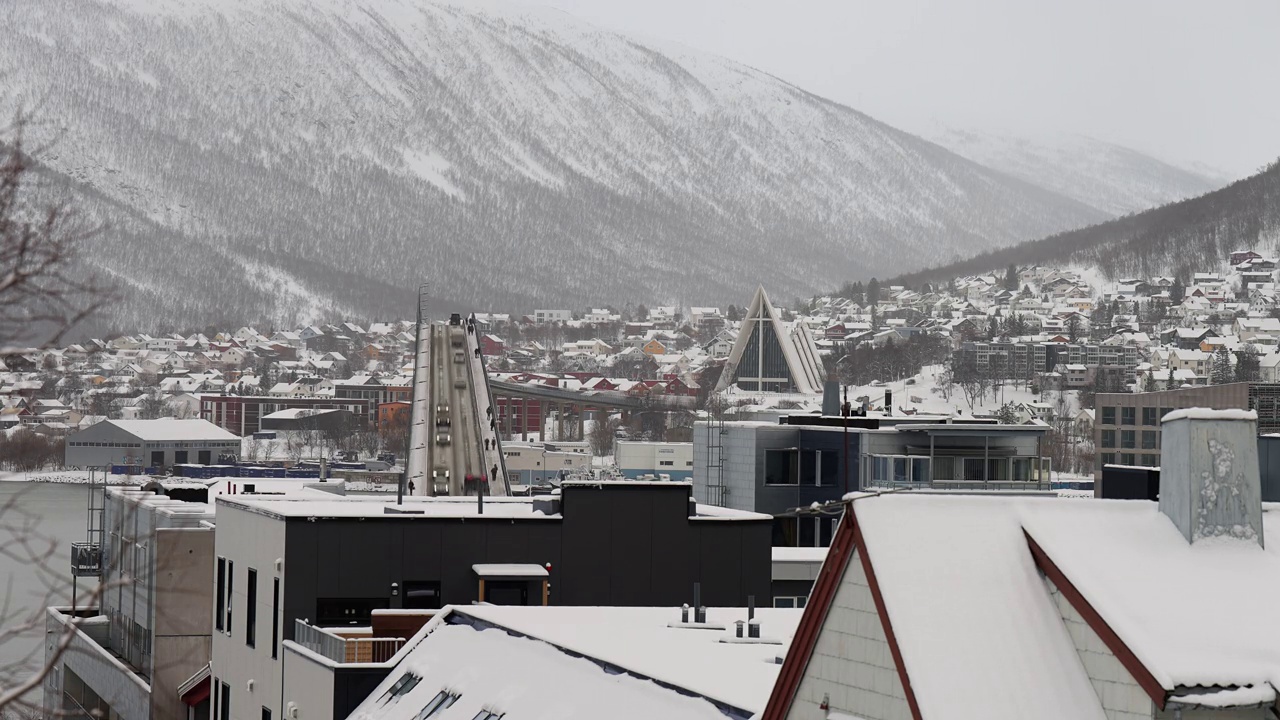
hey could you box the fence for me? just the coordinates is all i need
[294,620,405,664]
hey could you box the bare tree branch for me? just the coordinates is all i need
[0,116,115,354]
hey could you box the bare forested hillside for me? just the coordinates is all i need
[1,0,1108,332]
[894,159,1280,288]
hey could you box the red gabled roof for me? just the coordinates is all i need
[759,499,922,720]
[181,676,210,707]
[1024,530,1167,709]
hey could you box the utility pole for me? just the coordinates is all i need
[842,385,851,496]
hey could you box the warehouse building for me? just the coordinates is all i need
[65,418,241,469]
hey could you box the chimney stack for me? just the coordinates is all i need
[1159,409,1264,548]
[884,389,893,415]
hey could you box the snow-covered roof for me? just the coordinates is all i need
[1023,500,1280,696]
[346,604,800,720]
[471,563,548,578]
[853,495,1105,719]
[770,546,828,563]
[459,605,800,712]
[93,418,239,442]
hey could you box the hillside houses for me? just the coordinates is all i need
[9,250,1280,461]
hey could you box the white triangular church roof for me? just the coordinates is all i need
[715,286,823,394]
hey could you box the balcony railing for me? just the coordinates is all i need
[70,542,103,577]
[294,620,406,664]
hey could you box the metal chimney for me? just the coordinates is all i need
[884,389,893,415]
[1159,409,1264,547]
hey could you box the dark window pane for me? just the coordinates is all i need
[1122,407,1136,425]
[799,517,817,547]
[1121,430,1136,449]
[246,568,257,648]
[1142,408,1158,426]
[216,558,225,632]
[1101,407,1116,425]
[764,450,796,485]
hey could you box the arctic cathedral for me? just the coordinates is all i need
[715,286,824,395]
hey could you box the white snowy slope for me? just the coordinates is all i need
[928,126,1228,216]
[0,0,1106,331]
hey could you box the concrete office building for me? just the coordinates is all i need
[616,440,694,480]
[694,414,1052,547]
[208,481,771,720]
[1092,382,1280,481]
[44,488,215,720]
[65,418,241,469]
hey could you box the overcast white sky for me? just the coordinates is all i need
[530,0,1280,178]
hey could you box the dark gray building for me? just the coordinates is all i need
[693,414,1052,547]
[210,481,773,720]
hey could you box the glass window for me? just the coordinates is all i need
[1142,407,1158,426]
[378,673,423,707]
[1121,407,1136,425]
[764,450,797,485]
[1101,407,1116,425]
[800,451,818,485]
[1101,430,1116,448]
[910,457,931,483]
[870,456,891,485]
[819,452,839,486]
[1101,452,1116,466]
[272,578,280,660]
[246,568,257,648]
[962,458,986,481]
[216,558,226,632]
[892,457,908,483]
[799,517,817,547]
[226,561,234,633]
[1141,454,1159,467]
[1121,430,1136,449]
[773,597,796,609]
[1141,431,1158,449]
[413,690,460,719]
[1121,453,1136,466]
[1012,458,1031,481]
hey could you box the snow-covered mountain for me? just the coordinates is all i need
[1,0,1108,332]
[928,127,1227,216]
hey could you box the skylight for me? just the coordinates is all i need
[414,690,461,720]
[471,712,505,720]
[377,673,422,707]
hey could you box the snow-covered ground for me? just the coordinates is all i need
[722,364,1079,419]
[0,470,138,485]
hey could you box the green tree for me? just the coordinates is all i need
[1234,345,1261,383]
[1003,263,1018,291]
[1211,345,1234,385]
